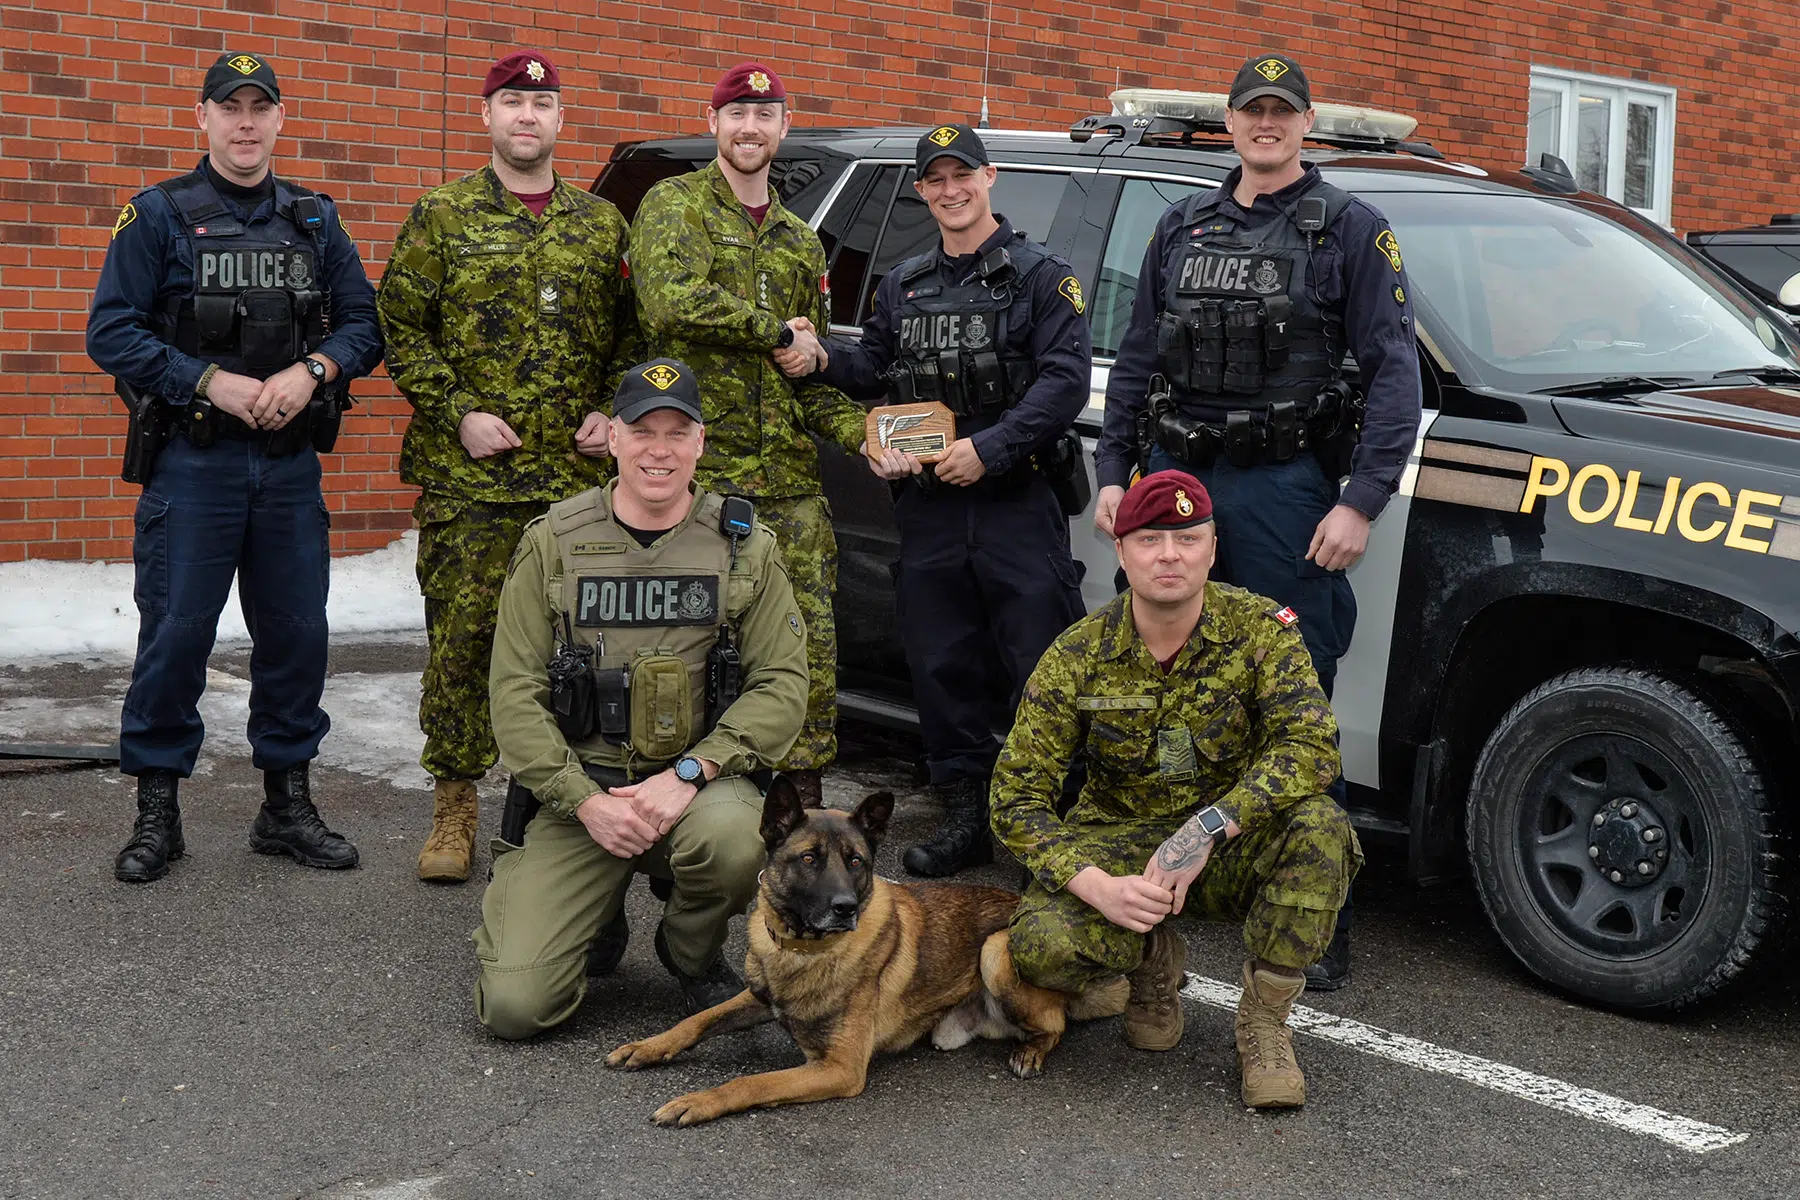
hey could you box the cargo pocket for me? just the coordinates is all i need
[132,492,172,617]
[413,494,469,600]
[1190,697,1252,786]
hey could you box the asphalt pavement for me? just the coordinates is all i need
[2,640,1796,1200]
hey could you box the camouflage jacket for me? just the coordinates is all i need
[630,160,864,498]
[378,167,641,503]
[992,584,1341,892]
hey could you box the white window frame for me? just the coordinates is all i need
[1528,66,1676,227]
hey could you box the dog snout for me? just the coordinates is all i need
[829,896,859,921]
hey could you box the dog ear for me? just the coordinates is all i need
[851,791,894,842]
[761,773,807,849]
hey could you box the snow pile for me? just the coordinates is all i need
[0,532,425,664]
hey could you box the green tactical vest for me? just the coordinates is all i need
[546,485,751,771]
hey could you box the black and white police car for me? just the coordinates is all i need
[594,91,1800,1013]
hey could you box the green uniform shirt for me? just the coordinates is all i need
[992,583,1342,892]
[489,483,809,818]
[629,160,865,498]
[378,166,642,503]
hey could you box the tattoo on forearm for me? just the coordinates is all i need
[1155,818,1210,871]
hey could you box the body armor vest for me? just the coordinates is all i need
[549,487,745,770]
[1158,178,1351,413]
[887,233,1047,419]
[154,168,328,380]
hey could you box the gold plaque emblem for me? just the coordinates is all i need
[1376,229,1404,272]
[865,401,955,465]
[642,364,681,391]
[228,55,262,75]
[525,60,546,82]
[1254,58,1289,82]
[111,202,138,239]
[748,70,772,94]
[928,126,959,148]
[1174,489,1195,518]
[1058,275,1085,314]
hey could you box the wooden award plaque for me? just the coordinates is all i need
[864,401,955,465]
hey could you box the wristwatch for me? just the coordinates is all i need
[1193,805,1228,843]
[774,324,796,350]
[673,756,705,784]
[302,356,329,384]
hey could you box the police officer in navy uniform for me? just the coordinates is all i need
[1093,54,1422,986]
[802,123,1091,876]
[87,52,384,883]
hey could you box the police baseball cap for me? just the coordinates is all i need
[915,124,989,174]
[1229,53,1310,112]
[613,359,704,424]
[201,52,281,104]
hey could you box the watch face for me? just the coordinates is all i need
[675,758,701,782]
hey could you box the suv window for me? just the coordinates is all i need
[859,167,1073,323]
[823,165,901,327]
[1092,177,1204,359]
[594,152,847,222]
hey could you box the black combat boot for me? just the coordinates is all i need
[587,908,630,977]
[251,763,359,869]
[902,777,994,878]
[786,768,825,809]
[115,770,185,883]
[654,921,743,1015]
[1303,927,1351,991]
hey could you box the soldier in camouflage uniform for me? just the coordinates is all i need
[992,471,1361,1109]
[377,51,640,883]
[628,62,866,807]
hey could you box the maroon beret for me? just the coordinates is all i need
[1114,470,1214,538]
[711,62,786,109]
[482,51,559,98]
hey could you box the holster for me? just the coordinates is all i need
[499,762,634,845]
[309,386,350,453]
[115,379,170,485]
[1033,428,1091,518]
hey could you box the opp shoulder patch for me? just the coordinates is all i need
[787,612,804,638]
[111,202,138,239]
[1375,229,1403,273]
[1058,275,1085,314]
[1271,606,1300,627]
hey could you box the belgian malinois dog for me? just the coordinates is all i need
[606,776,1128,1126]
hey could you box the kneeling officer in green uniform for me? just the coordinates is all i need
[992,470,1361,1108]
[474,359,809,1038]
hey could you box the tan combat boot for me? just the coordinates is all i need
[417,779,479,883]
[1235,959,1307,1108]
[1123,924,1186,1050]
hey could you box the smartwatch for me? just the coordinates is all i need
[774,324,796,350]
[1193,805,1228,842]
[673,755,705,784]
[302,356,329,385]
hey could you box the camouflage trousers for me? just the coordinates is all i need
[1009,796,1363,993]
[416,495,546,781]
[753,495,837,771]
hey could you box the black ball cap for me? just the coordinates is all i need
[1228,53,1310,112]
[915,123,989,174]
[201,52,281,104]
[613,359,705,424]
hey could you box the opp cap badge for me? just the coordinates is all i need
[642,363,681,390]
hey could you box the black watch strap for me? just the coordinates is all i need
[774,323,795,349]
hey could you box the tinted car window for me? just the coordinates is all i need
[824,165,900,327]
[591,154,697,220]
[1091,177,1203,358]
[861,168,1073,322]
[1690,240,1800,306]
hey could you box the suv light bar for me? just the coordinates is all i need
[1108,88,1420,142]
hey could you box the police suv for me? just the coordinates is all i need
[593,92,1800,1013]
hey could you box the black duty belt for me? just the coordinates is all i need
[1155,400,1316,470]
[172,404,313,456]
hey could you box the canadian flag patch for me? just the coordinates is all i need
[1274,606,1300,626]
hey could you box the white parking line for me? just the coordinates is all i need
[1182,973,1748,1154]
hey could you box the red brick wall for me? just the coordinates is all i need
[4,0,1794,561]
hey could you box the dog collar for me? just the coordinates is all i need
[762,909,848,955]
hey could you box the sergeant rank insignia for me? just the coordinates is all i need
[538,276,559,314]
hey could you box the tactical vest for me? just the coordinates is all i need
[153,167,329,380]
[887,233,1047,418]
[548,487,745,770]
[1158,178,1352,413]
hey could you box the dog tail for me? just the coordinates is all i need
[1067,976,1130,1021]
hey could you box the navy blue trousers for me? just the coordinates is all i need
[894,477,1085,786]
[120,436,331,777]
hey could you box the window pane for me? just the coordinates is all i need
[1091,178,1203,358]
[827,166,899,326]
[1526,87,1563,164]
[1625,102,1657,211]
[1575,94,1612,195]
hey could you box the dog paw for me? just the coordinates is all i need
[606,1040,672,1071]
[1008,1045,1048,1079]
[652,1090,725,1127]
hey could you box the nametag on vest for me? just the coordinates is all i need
[898,309,1000,352]
[1075,695,1157,711]
[196,247,316,292]
[574,574,719,627]
[1174,252,1288,298]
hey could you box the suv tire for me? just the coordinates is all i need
[1465,666,1783,1011]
